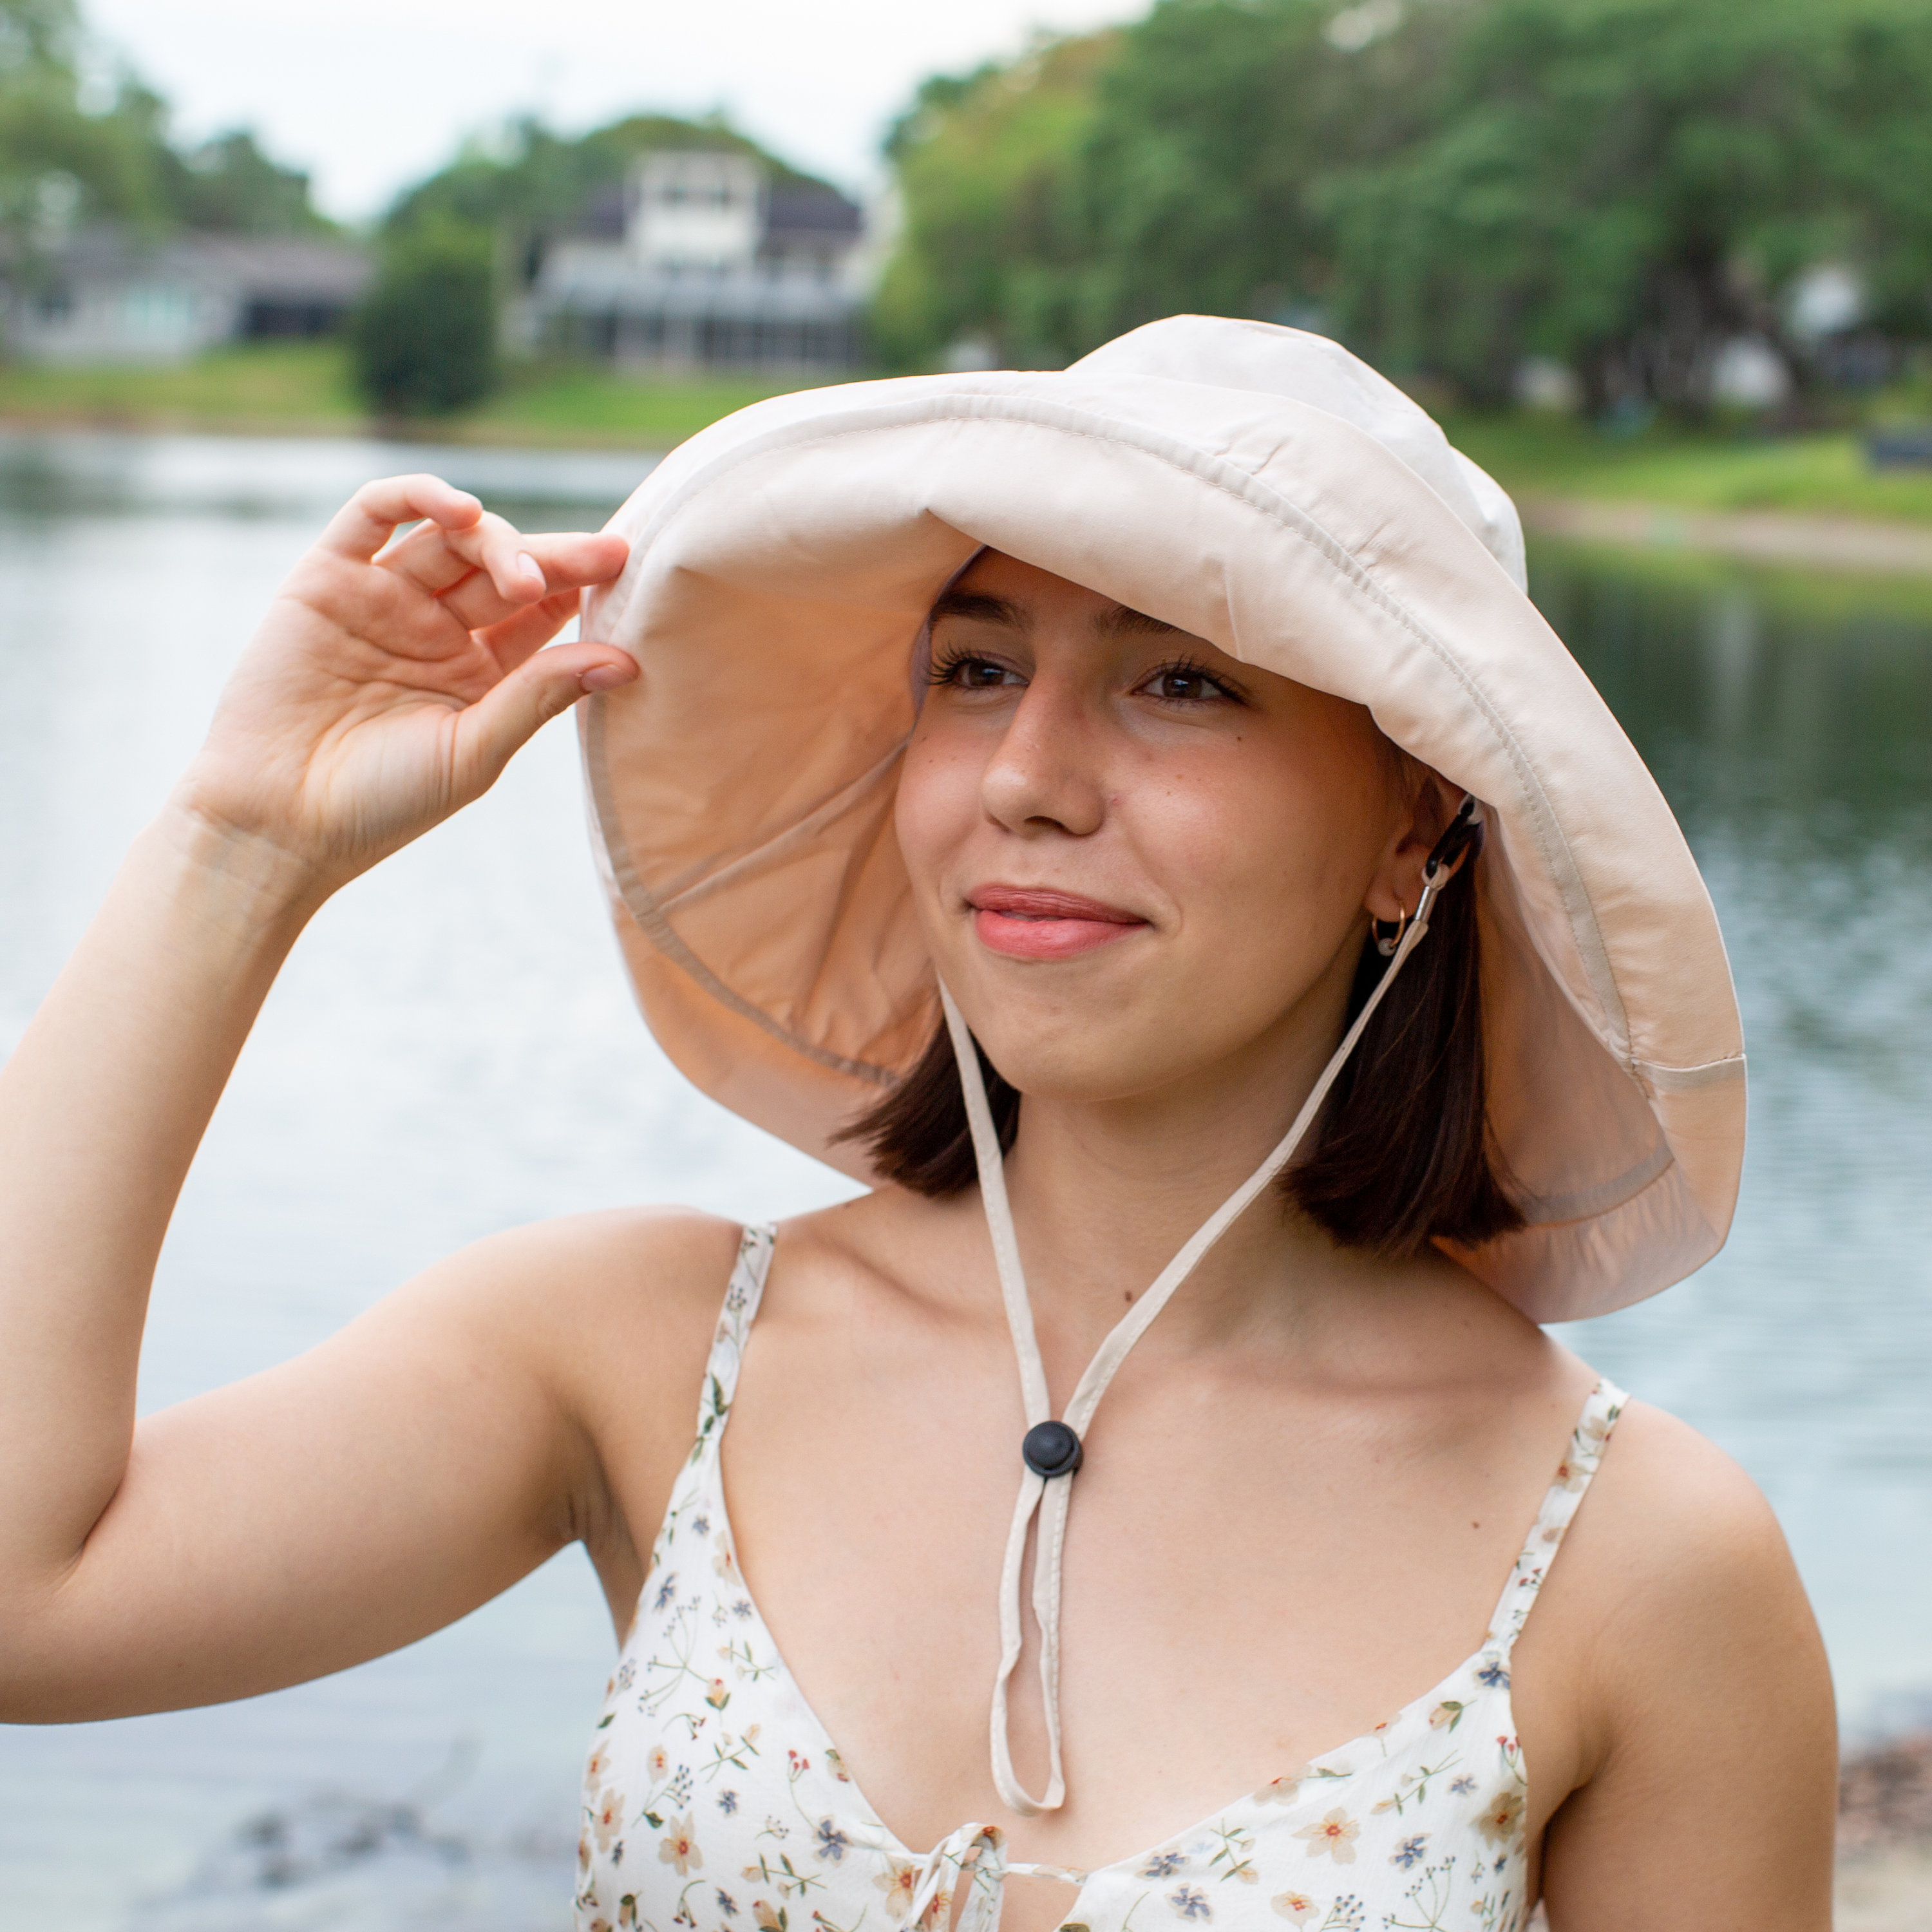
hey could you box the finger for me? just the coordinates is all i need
[473,590,583,674]
[380,507,550,609]
[415,519,622,612]
[435,532,629,632]
[450,643,640,799]
[522,530,630,584]
[377,516,490,598]
[460,527,628,596]
[319,475,483,564]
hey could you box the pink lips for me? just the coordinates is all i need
[968,885,1149,961]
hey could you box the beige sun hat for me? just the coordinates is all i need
[580,315,1745,1327]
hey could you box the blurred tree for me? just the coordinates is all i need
[877,0,1932,413]
[871,32,1117,369]
[0,1,332,256]
[1070,0,1451,352]
[0,1,171,248]
[162,129,332,235]
[350,218,498,417]
[1318,0,1932,409]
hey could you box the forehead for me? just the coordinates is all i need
[951,549,1100,603]
[941,549,1186,639]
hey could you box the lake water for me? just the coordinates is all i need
[1,432,1929,1930]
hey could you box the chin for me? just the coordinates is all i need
[971,1007,1256,1108]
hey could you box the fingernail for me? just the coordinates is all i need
[580,663,634,692]
[516,552,545,587]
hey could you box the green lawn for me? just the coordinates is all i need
[0,341,365,431]
[7,343,1932,527]
[470,363,825,446]
[0,341,829,450]
[1451,412,1932,524]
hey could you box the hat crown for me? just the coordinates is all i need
[1070,316,1528,591]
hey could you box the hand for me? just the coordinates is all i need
[172,474,634,899]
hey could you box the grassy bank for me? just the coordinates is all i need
[1453,412,1932,524]
[8,343,1932,527]
[0,341,825,450]
[0,341,365,435]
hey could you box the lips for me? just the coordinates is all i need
[967,885,1149,961]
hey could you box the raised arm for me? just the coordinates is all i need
[0,478,649,1718]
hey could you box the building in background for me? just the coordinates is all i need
[518,151,870,373]
[0,231,370,363]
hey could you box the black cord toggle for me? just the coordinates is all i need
[1022,1420,1084,1479]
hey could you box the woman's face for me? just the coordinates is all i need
[896,549,1430,1106]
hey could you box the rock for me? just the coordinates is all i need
[1841,1733,1932,1853]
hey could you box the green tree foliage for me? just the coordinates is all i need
[0,0,330,254]
[350,219,498,417]
[872,33,1118,368]
[1072,0,1448,353]
[0,1,169,245]
[163,129,332,236]
[878,0,1932,413]
[1320,0,1932,408]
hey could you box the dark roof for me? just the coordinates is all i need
[183,237,371,301]
[0,227,370,300]
[764,184,864,242]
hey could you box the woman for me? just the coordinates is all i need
[0,318,1833,1930]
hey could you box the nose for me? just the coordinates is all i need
[979,674,1106,837]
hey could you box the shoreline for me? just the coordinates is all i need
[9,408,1932,575]
[0,409,680,453]
[1520,496,1932,578]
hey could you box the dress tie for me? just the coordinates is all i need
[939,832,1464,1817]
[904,1823,1009,1932]
[903,1821,1089,1932]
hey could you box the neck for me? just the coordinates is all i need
[993,982,1354,1376]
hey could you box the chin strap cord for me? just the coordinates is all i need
[938,801,1479,1817]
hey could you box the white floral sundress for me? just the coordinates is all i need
[576,1225,1625,1932]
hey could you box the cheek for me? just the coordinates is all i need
[893,726,983,905]
[1130,733,1387,951]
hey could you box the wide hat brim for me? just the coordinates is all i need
[581,318,1745,1323]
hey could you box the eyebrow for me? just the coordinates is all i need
[929,589,1182,638]
[1095,604,1183,638]
[929,589,1024,627]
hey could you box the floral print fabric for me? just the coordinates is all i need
[576,1224,1626,1932]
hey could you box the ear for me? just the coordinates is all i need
[1363,772,1456,923]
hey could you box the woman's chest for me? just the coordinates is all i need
[585,1416,1551,1932]
[695,1316,1587,1875]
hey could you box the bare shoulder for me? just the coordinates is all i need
[1527,1388,1836,1929]
[1560,1395,1801,1634]
[366,1205,745,1499]
[395,1204,746,1410]
[1529,1390,1821,1716]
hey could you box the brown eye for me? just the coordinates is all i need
[930,651,1022,690]
[1141,661,1238,704]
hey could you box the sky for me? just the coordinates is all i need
[85,0,1140,223]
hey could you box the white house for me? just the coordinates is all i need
[520,151,871,372]
[1,230,370,363]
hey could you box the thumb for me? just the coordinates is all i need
[451,643,639,798]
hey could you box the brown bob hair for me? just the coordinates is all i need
[838,850,1524,1258]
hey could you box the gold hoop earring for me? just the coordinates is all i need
[1374,900,1410,958]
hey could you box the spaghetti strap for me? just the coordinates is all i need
[687,1222,777,1461]
[1484,1378,1629,1654]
